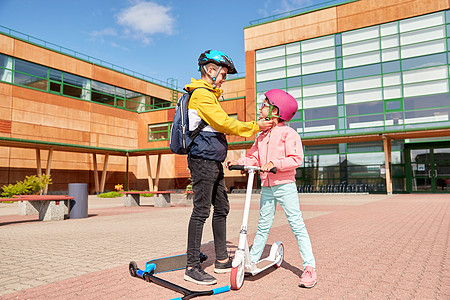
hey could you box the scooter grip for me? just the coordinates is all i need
[229,165,245,171]
[269,167,277,174]
[212,285,231,294]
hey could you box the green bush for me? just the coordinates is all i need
[97,191,122,198]
[1,174,52,198]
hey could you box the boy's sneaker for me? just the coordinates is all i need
[184,265,217,285]
[299,266,317,288]
[214,257,232,273]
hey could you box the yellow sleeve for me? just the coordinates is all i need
[189,88,259,138]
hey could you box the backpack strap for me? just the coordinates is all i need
[189,119,207,140]
[187,87,209,140]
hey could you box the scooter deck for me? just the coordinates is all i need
[245,258,278,275]
[145,253,187,274]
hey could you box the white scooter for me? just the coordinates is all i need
[228,165,284,290]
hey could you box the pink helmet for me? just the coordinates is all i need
[264,89,298,121]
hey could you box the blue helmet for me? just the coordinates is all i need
[198,50,237,74]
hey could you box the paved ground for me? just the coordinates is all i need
[0,193,448,299]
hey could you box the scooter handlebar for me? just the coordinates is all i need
[229,165,277,174]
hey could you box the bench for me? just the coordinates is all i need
[0,195,74,221]
[119,191,176,207]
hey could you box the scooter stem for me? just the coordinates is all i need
[240,169,255,234]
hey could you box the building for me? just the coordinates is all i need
[1,0,449,194]
[244,0,450,193]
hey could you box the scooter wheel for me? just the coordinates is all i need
[230,260,245,290]
[129,261,138,277]
[274,243,284,268]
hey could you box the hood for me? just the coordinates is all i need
[185,78,223,99]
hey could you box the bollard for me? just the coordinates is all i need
[68,183,88,219]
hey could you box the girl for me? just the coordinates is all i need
[227,89,317,288]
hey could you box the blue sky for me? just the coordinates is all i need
[0,0,339,89]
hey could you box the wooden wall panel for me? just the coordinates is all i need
[337,0,450,32]
[13,40,92,78]
[0,34,14,56]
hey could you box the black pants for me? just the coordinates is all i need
[186,155,229,267]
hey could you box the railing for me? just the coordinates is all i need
[248,0,360,26]
[0,24,179,90]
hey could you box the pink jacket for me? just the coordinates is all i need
[236,123,303,187]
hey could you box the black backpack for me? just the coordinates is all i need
[169,88,207,154]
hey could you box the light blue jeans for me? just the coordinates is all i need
[250,182,316,268]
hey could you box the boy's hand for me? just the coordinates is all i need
[261,161,274,172]
[257,119,273,131]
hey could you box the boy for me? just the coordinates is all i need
[184,50,273,285]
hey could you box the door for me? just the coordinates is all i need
[407,145,450,193]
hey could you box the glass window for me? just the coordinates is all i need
[381,36,399,49]
[286,42,300,54]
[347,152,385,165]
[404,93,450,110]
[342,26,379,44]
[304,106,337,120]
[302,70,336,85]
[304,118,337,132]
[401,53,446,71]
[382,60,401,73]
[14,60,48,91]
[344,75,381,92]
[0,54,13,83]
[62,73,88,98]
[301,35,334,51]
[288,121,302,133]
[347,114,384,129]
[399,11,444,32]
[343,39,379,56]
[303,94,336,108]
[286,54,301,66]
[148,123,170,141]
[256,78,286,91]
[15,59,47,78]
[384,86,402,99]
[348,142,383,153]
[256,45,285,60]
[305,144,339,155]
[346,101,383,115]
[302,48,335,63]
[404,107,449,124]
[343,51,380,68]
[385,112,404,126]
[302,59,335,74]
[400,26,445,46]
[382,49,400,62]
[402,66,447,84]
[287,76,302,87]
[287,65,301,77]
[256,56,286,71]
[385,99,402,111]
[344,63,381,79]
[257,68,286,82]
[303,82,336,97]
[380,22,398,36]
[345,88,382,104]
[403,79,448,98]
[401,40,445,59]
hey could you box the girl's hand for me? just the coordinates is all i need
[261,161,274,172]
[226,160,238,168]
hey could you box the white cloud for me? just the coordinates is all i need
[90,28,117,37]
[116,1,174,44]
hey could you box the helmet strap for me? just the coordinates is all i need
[265,105,275,121]
[203,65,222,88]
